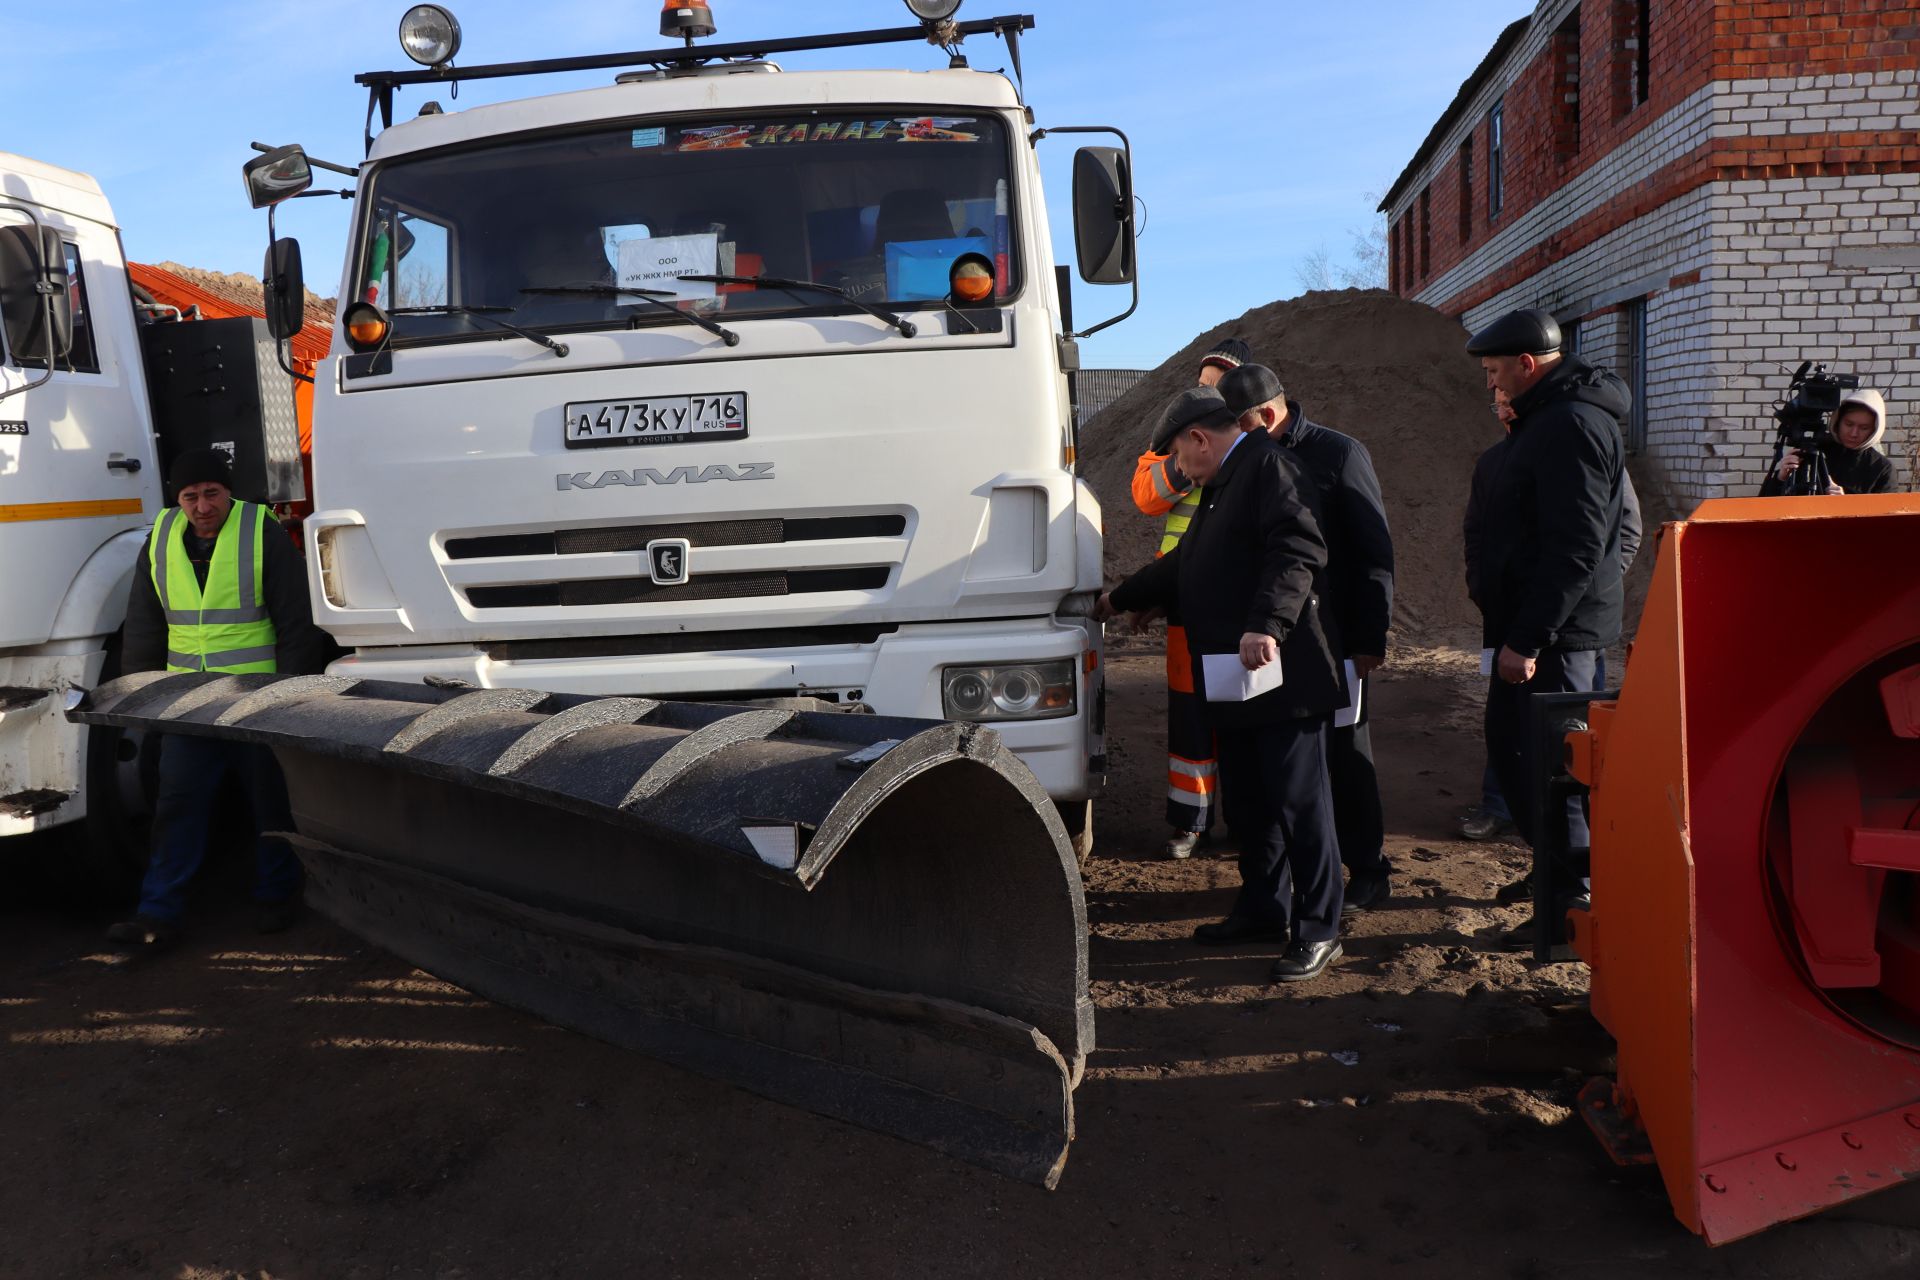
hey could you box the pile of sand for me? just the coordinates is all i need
[1081,289,1499,646]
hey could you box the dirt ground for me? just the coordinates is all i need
[6,652,1920,1279]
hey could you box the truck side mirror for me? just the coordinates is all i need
[1072,146,1135,285]
[0,222,74,362]
[263,237,307,340]
[243,144,314,209]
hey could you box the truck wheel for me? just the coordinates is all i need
[1055,799,1093,863]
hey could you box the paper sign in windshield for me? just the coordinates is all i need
[615,233,718,300]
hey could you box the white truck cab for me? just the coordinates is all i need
[275,8,1138,822]
[0,155,160,847]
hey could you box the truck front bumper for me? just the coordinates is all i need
[331,616,1105,801]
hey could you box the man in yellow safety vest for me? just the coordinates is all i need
[106,447,324,951]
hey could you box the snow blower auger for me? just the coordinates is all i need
[70,672,1094,1187]
[1556,493,1920,1243]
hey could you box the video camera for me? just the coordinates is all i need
[1770,361,1859,496]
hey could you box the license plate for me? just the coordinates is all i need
[563,393,748,449]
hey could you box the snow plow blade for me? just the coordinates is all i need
[71,672,1093,1187]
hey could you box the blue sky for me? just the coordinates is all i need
[9,0,1524,368]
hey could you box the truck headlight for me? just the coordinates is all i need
[942,661,1075,722]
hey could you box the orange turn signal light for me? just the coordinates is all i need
[950,253,994,304]
[344,302,391,351]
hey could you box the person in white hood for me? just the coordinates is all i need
[1764,386,1896,495]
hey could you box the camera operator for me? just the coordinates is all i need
[1761,387,1895,496]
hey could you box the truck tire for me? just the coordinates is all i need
[1055,799,1093,863]
[68,632,156,902]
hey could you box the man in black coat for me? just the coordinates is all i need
[1466,308,1628,947]
[1219,364,1396,913]
[1460,391,1642,852]
[1101,387,1348,982]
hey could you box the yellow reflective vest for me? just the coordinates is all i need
[148,500,278,674]
[1158,487,1202,557]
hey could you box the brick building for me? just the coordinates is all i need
[1384,1,1920,503]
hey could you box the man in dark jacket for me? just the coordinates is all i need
[1460,391,1642,849]
[1101,387,1348,982]
[1220,364,1396,913]
[1466,308,1628,947]
[108,447,327,952]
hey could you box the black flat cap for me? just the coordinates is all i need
[1151,387,1238,452]
[1465,307,1562,357]
[169,446,233,494]
[1220,363,1286,416]
[1198,336,1253,375]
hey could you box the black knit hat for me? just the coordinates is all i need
[169,446,233,494]
[1220,364,1286,417]
[1198,337,1253,376]
[1151,387,1238,452]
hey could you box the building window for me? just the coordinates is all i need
[1636,0,1651,105]
[1553,8,1583,162]
[1457,138,1474,244]
[1625,298,1648,452]
[1418,187,1431,280]
[1488,101,1505,219]
[1563,317,1582,356]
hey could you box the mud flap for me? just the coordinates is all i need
[72,672,1094,1186]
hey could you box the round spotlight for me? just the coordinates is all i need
[949,253,994,304]
[399,4,462,67]
[904,0,963,21]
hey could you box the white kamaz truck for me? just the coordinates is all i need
[256,2,1137,844]
[0,155,304,886]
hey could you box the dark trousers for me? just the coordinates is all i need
[1216,717,1344,944]
[1329,704,1389,879]
[1479,653,1606,821]
[137,735,301,922]
[1484,647,1596,894]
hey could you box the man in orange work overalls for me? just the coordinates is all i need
[1129,337,1252,858]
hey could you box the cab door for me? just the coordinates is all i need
[0,209,159,648]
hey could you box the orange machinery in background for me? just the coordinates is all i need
[1564,494,1920,1244]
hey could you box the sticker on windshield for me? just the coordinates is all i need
[631,126,666,148]
[615,233,718,299]
[675,117,982,152]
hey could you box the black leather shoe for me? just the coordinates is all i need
[104,915,180,952]
[1192,916,1290,946]
[1495,874,1532,905]
[1341,873,1391,915]
[254,899,303,935]
[1270,939,1342,982]
[1500,909,1579,960]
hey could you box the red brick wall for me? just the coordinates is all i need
[1714,2,1920,77]
[1393,1,1733,296]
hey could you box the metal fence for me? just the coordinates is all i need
[1072,368,1149,430]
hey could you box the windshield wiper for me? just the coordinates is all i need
[520,284,741,347]
[387,303,569,358]
[677,274,917,339]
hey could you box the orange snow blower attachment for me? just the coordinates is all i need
[1568,493,1920,1244]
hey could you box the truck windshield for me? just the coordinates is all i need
[354,110,1019,346]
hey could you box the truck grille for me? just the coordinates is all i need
[466,567,889,609]
[446,514,906,560]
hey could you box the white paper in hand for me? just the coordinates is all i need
[1334,659,1364,729]
[1202,652,1284,703]
[1480,648,1496,677]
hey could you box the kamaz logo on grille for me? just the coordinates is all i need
[555,462,775,490]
